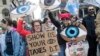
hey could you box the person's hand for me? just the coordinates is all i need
[66,37,72,42]
[73,37,79,43]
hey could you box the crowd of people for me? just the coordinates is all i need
[0,6,100,56]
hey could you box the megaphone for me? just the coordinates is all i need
[40,0,61,10]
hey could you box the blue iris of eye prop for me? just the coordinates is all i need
[17,5,30,14]
[65,25,79,38]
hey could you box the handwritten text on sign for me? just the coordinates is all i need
[26,31,60,56]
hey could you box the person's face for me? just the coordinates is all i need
[62,19,71,25]
[71,18,76,22]
[33,22,41,32]
[46,18,52,25]
[88,6,95,14]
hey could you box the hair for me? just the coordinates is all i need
[31,20,42,33]
[61,10,69,13]
[12,20,17,28]
[1,18,13,26]
[43,18,48,23]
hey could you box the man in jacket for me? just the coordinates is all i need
[82,6,97,56]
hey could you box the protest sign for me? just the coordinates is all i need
[46,31,60,54]
[26,31,60,56]
[26,32,46,56]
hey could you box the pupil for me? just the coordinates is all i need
[47,0,52,3]
[70,30,75,34]
[21,7,26,11]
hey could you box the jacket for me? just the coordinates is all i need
[5,28,25,56]
[17,20,31,37]
[82,15,96,36]
[0,34,6,56]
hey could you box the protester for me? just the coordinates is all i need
[95,10,100,56]
[82,6,97,56]
[0,26,5,56]
[1,18,24,56]
[48,10,71,56]
[61,18,87,42]
[59,13,87,56]
[17,17,42,37]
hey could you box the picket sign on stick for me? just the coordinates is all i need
[26,31,60,56]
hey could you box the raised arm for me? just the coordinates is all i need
[48,11,61,28]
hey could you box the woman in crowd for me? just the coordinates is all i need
[17,17,42,37]
[48,10,87,56]
[17,17,43,56]
[1,18,24,56]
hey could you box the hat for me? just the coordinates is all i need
[59,13,71,20]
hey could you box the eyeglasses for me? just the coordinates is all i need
[34,25,41,27]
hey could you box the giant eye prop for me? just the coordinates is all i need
[16,5,30,14]
[40,0,61,10]
[65,25,79,38]
[11,5,36,15]
[61,24,87,38]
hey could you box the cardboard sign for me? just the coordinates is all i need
[26,32,46,56]
[26,31,60,56]
[46,31,60,54]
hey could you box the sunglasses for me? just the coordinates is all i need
[89,9,94,10]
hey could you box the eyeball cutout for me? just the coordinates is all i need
[17,5,30,14]
[44,0,55,6]
[65,25,79,38]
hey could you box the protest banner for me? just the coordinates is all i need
[26,31,60,56]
